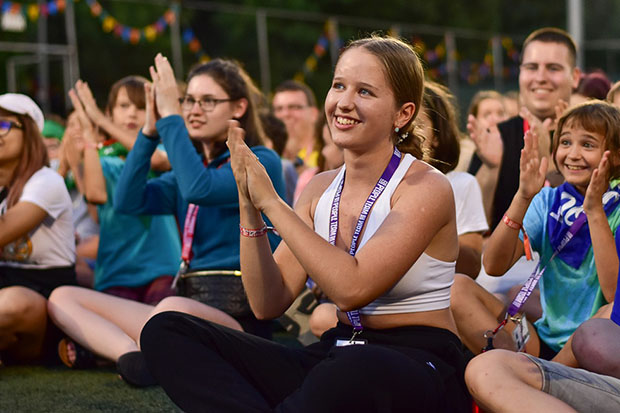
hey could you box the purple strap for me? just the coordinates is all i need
[329,148,402,332]
[507,212,587,317]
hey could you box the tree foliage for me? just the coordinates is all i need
[1,0,619,118]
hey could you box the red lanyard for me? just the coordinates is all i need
[172,204,199,288]
[171,155,230,289]
[523,118,530,134]
[181,203,199,263]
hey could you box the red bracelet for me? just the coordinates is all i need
[502,214,522,230]
[502,214,533,261]
[239,224,277,238]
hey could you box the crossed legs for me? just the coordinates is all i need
[47,285,243,362]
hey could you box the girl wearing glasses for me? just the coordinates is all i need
[0,94,76,365]
[48,58,284,386]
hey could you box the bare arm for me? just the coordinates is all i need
[228,122,456,316]
[456,232,484,278]
[56,139,70,178]
[484,130,547,275]
[584,151,618,302]
[74,80,170,171]
[0,202,47,248]
[62,125,86,195]
[468,115,503,223]
[76,234,99,260]
[69,88,108,205]
[225,121,306,318]
[475,164,500,223]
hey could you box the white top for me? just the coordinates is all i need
[0,167,75,269]
[314,153,455,314]
[446,171,489,236]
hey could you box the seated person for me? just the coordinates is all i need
[66,77,180,304]
[451,101,620,364]
[309,81,489,338]
[607,80,620,109]
[468,28,580,231]
[272,80,320,169]
[47,56,285,387]
[456,90,507,173]
[465,295,620,412]
[0,94,76,365]
[140,35,471,413]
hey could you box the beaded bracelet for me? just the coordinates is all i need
[239,224,278,238]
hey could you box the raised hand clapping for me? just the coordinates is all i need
[149,54,181,118]
[516,129,548,201]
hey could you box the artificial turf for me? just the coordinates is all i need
[0,327,307,412]
[0,365,181,412]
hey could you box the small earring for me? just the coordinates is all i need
[394,127,400,133]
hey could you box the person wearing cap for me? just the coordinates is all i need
[41,118,65,172]
[0,93,76,365]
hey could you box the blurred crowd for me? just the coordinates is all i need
[2,25,620,413]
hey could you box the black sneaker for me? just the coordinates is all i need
[117,351,158,387]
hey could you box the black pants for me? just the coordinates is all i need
[0,265,76,298]
[141,312,471,413]
[0,265,76,365]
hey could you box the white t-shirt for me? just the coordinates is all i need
[0,167,75,269]
[446,171,489,236]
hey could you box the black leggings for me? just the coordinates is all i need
[141,312,471,413]
[0,265,76,298]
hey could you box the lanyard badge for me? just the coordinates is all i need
[511,314,530,352]
[328,147,402,344]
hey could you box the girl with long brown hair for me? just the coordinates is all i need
[141,36,470,412]
[0,94,76,365]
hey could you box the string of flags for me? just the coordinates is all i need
[0,0,67,20]
[414,35,521,85]
[84,0,178,44]
[0,0,179,45]
[182,28,209,63]
[2,0,208,57]
[294,19,342,83]
[2,1,522,84]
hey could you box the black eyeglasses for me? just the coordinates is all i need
[179,96,234,112]
[0,120,23,137]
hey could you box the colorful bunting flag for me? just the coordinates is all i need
[181,28,210,63]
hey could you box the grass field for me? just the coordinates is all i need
[0,365,181,412]
[0,326,307,412]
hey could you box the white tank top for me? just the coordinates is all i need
[313,153,455,314]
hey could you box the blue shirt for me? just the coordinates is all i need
[96,156,181,291]
[114,115,284,271]
[522,186,620,352]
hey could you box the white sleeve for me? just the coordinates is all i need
[18,168,69,220]
[451,172,489,236]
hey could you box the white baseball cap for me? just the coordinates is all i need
[0,93,45,132]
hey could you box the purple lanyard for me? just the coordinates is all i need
[329,147,402,334]
[507,212,587,317]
